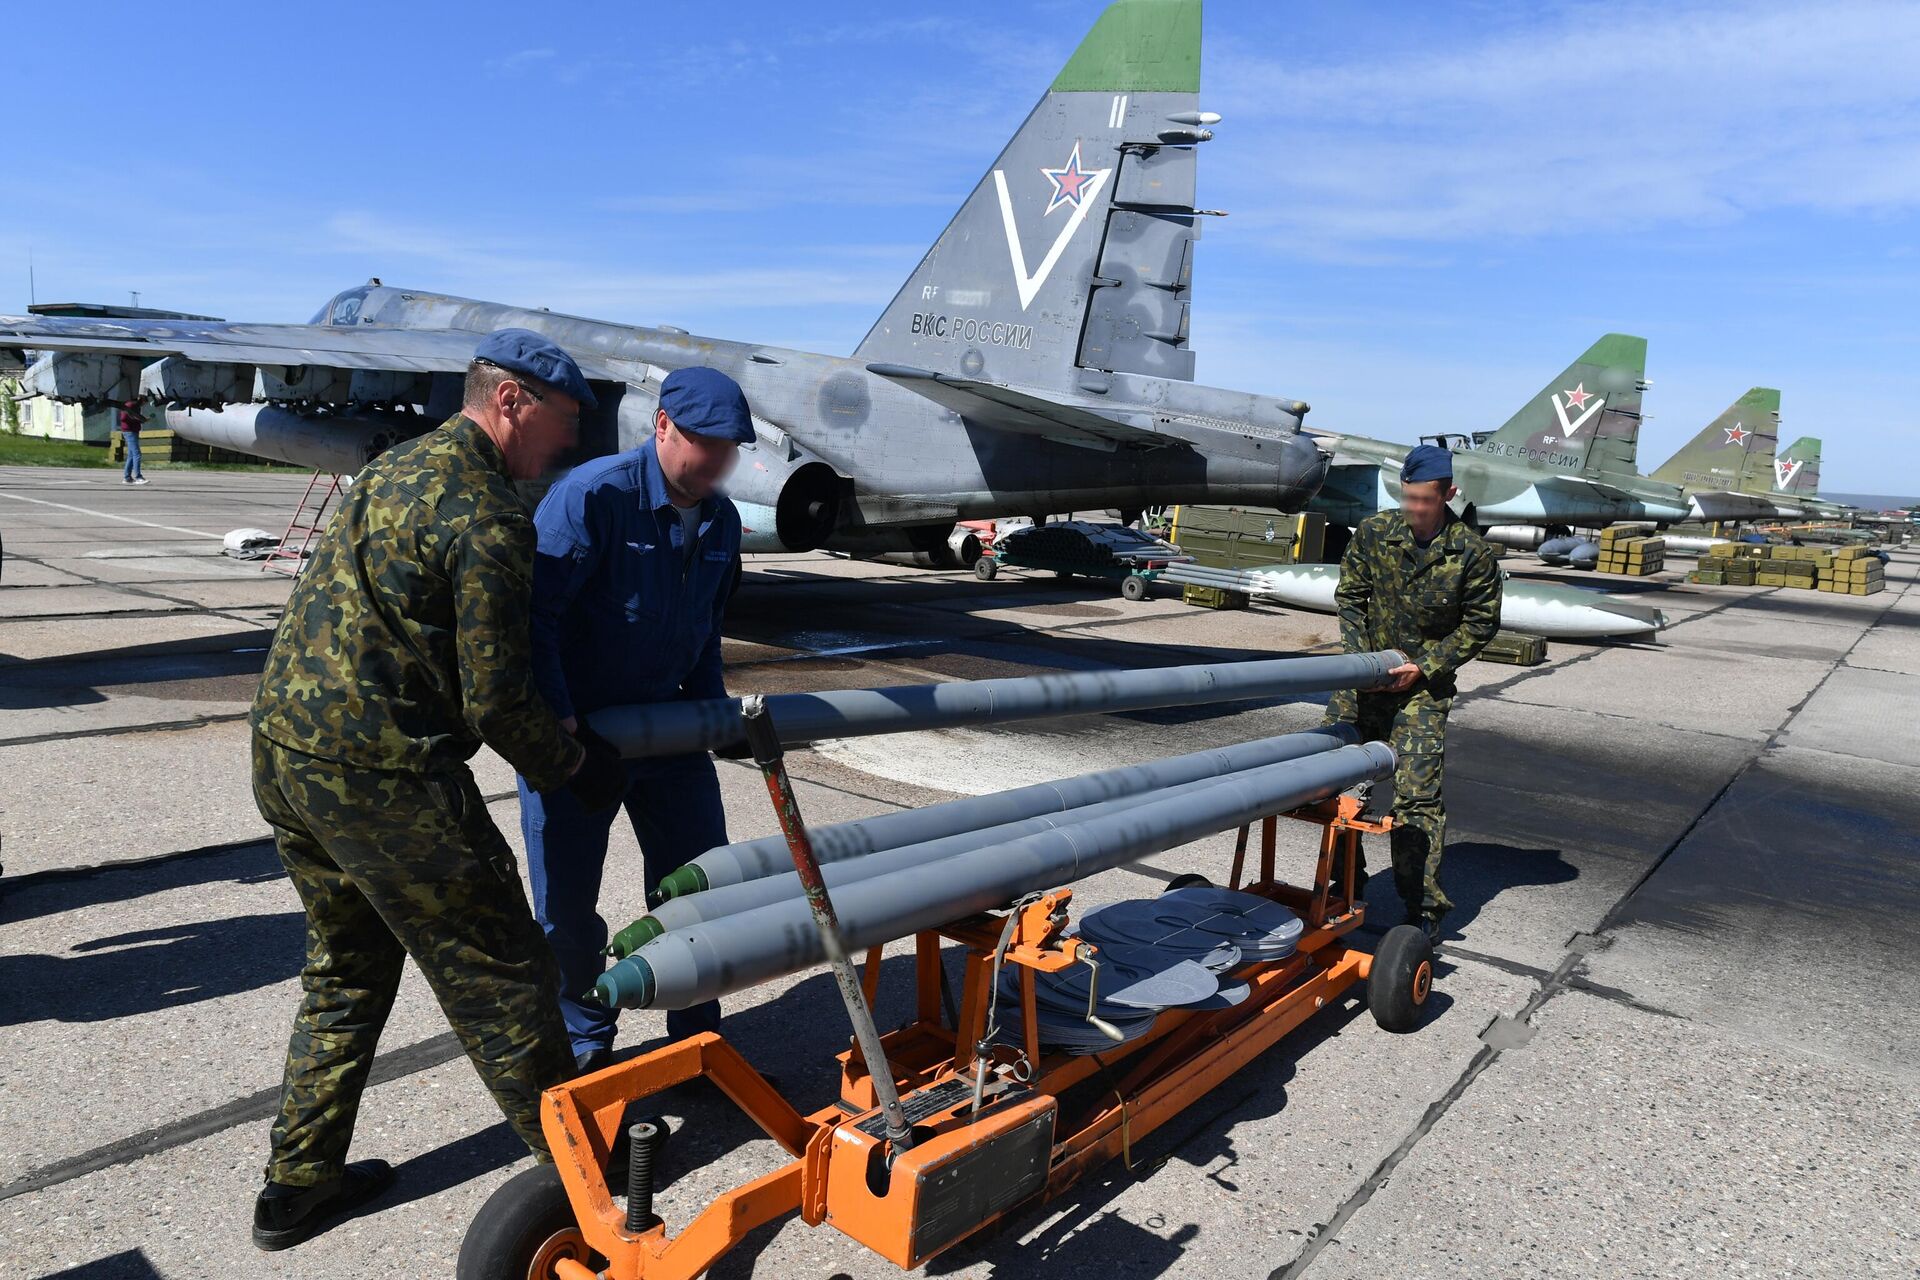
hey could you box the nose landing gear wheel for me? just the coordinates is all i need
[1367,923,1435,1033]
[457,1164,607,1280]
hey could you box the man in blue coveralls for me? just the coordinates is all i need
[520,367,751,1073]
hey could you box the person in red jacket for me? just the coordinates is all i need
[118,399,148,484]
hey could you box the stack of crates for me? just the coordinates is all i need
[1596,527,1665,576]
[1821,546,1886,595]
[1689,541,1760,586]
[1757,547,1820,589]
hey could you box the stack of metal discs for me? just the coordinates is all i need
[993,887,1301,1054]
[1078,886,1303,964]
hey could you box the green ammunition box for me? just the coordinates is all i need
[1479,631,1548,666]
[1181,584,1248,610]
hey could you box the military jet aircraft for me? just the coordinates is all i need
[1306,334,1695,539]
[0,0,1328,559]
[1644,388,1820,521]
[1768,436,1851,521]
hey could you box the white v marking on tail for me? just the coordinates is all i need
[1552,393,1606,438]
[992,166,1111,311]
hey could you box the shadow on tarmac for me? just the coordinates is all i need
[37,1250,168,1279]
[1,842,284,927]
[0,908,305,1026]
[0,628,274,713]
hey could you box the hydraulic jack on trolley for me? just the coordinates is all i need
[459,728,1433,1280]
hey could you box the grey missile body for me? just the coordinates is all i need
[595,740,1395,1011]
[165,404,406,476]
[624,729,1362,951]
[592,650,1407,764]
[651,720,1388,903]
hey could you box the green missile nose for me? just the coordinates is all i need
[650,864,710,904]
[604,915,666,960]
[592,955,656,1010]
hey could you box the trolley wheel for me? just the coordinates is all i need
[974,556,999,581]
[1163,873,1212,893]
[1120,574,1149,602]
[1367,924,1435,1034]
[457,1164,604,1280]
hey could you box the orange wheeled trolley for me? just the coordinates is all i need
[458,796,1435,1280]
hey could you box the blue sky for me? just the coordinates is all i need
[5,0,1916,493]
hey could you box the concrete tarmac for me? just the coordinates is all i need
[1,464,1915,1278]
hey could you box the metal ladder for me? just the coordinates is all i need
[261,470,342,576]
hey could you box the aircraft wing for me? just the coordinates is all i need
[0,315,647,384]
[1298,427,1391,471]
[1689,489,1792,521]
[866,364,1168,449]
[1537,472,1642,502]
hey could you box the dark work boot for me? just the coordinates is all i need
[252,1160,395,1251]
[575,1046,616,1076]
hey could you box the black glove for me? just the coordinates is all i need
[711,733,752,761]
[563,722,627,812]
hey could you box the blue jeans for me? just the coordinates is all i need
[123,432,142,479]
[519,754,727,1056]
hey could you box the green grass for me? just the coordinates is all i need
[0,432,115,467]
[0,431,288,472]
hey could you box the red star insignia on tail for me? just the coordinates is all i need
[1040,142,1097,216]
[1723,423,1750,446]
[1562,383,1592,410]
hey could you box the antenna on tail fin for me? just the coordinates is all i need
[855,0,1209,393]
[1472,334,1648,475]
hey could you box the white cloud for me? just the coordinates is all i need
[1208,0,1920,252]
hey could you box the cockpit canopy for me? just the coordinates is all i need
[308,282,380,327]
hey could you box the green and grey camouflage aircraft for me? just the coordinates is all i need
[1306,334,1695,534]
[0,0,1341,561]
[1640,388,1849,522]
[1766,436,1851,521]
[1646,387,1797,520]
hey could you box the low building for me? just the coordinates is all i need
[2,300,222,444]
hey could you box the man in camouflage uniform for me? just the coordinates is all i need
[248,329,627,1251]
[1323,444,1502,943]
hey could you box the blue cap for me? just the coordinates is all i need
[472,328,597,411]
[659,367,754,444]
[1401,443,1454,485]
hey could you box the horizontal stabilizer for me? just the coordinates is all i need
[867,363,1167,449]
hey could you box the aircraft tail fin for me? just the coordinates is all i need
[1472,334,1648,474]
[1649,387,1781,492]
[854,0,1207,391]
[1776,435,1821,495]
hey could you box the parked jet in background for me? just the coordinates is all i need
[1307,334,1693,539]
[1646,388,1814,520]
[0,0,1328,560]
[1768,436,1851,520]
